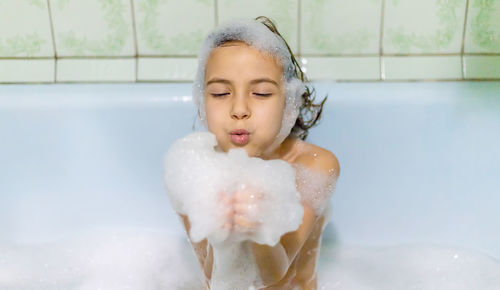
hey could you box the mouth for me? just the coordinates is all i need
[229,129,250,145]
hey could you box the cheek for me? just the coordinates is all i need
[205,103,226,132]
[256,100,285,130]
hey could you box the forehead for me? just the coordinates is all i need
[205,41,283,78]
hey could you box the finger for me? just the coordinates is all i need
[218,191,234,206]
[235,191,263,203]
[225,207,234,218]
[234,203,257,215]
[234,214,259,229]
[223,221,232,231]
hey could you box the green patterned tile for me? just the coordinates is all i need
[57,58,135,81]
[302,0,381,54]
[384,0,466,54]
[464,0,500,53]
[134,0,215,55]
[0,0,53,57]
[304,56,380,80]
[0,59,55,82]
[384,56,462,80]
[464,56,500,79]
[137,57,198,81]
[51,0,135,56]
[218,0,299,54]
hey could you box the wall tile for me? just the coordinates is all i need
[302,0,381,55]
[134,0,215,56]
[464,56,500,79]
[384,56,462,80]
[137,57,197,81]
[57,58,135,82]
[0,59,55,82]
[0,0,53,57]
[218,0,299,54]
[1,0,499,82]
[384,0,467,54]
[303,56,380,80]
[50,0,135,56]
[464,0,500,53]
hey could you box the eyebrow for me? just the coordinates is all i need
[206,77,279,87]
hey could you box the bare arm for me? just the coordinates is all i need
[250,202,318,286]
[250,148,340,286]
[178,213,213,280]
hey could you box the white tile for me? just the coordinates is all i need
[57,58,135,82]
[51,0,135,56]
[304,56,380,80]
[219,0,299,54]
[464,0,500,53]
[384,56,462,80]
[464,56,500,79]
[302,0,381,54]
[0,0,54,57]
[0,59,55,83]
[134,0,215,55]
[384,0,466,54]
[137,57,197,81]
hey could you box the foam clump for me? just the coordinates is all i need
[163,131,305,289]
[294,162,338,220]
[318,244,500,290]
[0,227,203,290]
[1,229,500,289]
[163,131,304,246]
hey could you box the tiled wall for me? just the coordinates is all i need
[0,0,499,84]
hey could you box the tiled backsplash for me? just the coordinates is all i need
[0,0,499,83]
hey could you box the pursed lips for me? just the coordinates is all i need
[229,129,250,145]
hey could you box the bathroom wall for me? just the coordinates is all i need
[0,0,499,83]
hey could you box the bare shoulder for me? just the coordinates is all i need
[293,140,341,178]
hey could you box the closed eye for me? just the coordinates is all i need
[211,93,229,97]
[254,93,272,97]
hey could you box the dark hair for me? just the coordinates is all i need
[255,16,327,141]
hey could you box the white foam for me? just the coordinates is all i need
[0,226,203,290]
[163,131,305,289]
[294,163,338,217]
[318,244,500,290]
[163,131,304,246]
[1,230,499,290]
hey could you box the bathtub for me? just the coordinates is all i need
[1,82,499,289]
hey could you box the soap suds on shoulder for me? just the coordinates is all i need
[293,162,338,217]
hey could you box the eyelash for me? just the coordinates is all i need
[210,93,272,97]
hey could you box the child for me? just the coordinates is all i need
[166,16,340,290]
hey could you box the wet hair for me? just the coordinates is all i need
[255,16,327,140]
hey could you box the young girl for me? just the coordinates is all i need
[168,16,340,289]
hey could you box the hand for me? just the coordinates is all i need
[218,184,264,234]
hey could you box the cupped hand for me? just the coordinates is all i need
[217,184,264,234]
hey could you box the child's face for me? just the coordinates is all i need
[204,41,285,158]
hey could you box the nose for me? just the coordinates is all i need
[231,95,251,120]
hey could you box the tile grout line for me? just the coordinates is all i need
[214,0,219,26]
[298,0,302,58]
[2,52,500,61]
[46,0,57,83]
[379,0,386,81]
[130,0,139,82]
[3,78,499,85]
[460,0,470,80]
